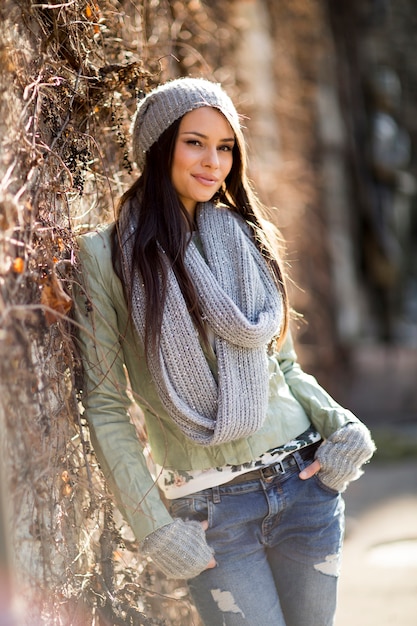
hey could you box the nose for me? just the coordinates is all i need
[202,147,219,168]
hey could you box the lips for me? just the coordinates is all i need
[192,174,219,186]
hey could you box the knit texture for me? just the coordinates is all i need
[131,77,245,170]
[316,422,376,492]
[140,518,214,580]
[120,202,283,446]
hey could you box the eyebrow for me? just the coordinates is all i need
[181,131,235,143]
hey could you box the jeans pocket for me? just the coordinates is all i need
[168,494,212,526]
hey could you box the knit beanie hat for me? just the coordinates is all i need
[131,77,245,170]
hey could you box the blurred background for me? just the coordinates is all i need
[0,0,416,624]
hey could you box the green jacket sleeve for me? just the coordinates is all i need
[276,331,359,438]
[73,232,173,541]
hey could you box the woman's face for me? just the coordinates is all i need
[171,106,235,219]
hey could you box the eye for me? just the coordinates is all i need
[218,145,233,152]
[185,139,202,147]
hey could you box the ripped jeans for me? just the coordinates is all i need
[168,448,345,626]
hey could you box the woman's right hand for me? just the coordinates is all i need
[140,518,215,579]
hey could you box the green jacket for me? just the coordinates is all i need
[74,224,358,541]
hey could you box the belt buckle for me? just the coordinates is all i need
[261,460,285,481]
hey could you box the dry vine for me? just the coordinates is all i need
[0,0,239,623]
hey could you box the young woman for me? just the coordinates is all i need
[74,77,375,626]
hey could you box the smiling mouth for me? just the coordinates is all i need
[193,175,219,186]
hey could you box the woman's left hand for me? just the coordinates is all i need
[299,459,321,480]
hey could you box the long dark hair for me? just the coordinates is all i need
[112,112,289,360]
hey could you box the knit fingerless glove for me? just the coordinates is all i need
[316,422,376,493]
[140,518,214,580]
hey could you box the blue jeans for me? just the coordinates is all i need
[168,449,345,626]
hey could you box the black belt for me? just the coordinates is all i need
[226,440,321,486]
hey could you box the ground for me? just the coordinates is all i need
[337,458,417,626]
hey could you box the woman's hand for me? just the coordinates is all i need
[141,518,215,579]
[200,520,217,570]
[299,459,321,480]
[315,422,376,492]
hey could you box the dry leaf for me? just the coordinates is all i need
[40,272,72,325]
[12,257,24,273]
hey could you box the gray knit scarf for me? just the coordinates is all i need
[120,202,283,446]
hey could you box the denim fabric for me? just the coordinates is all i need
[168,450,345,626]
